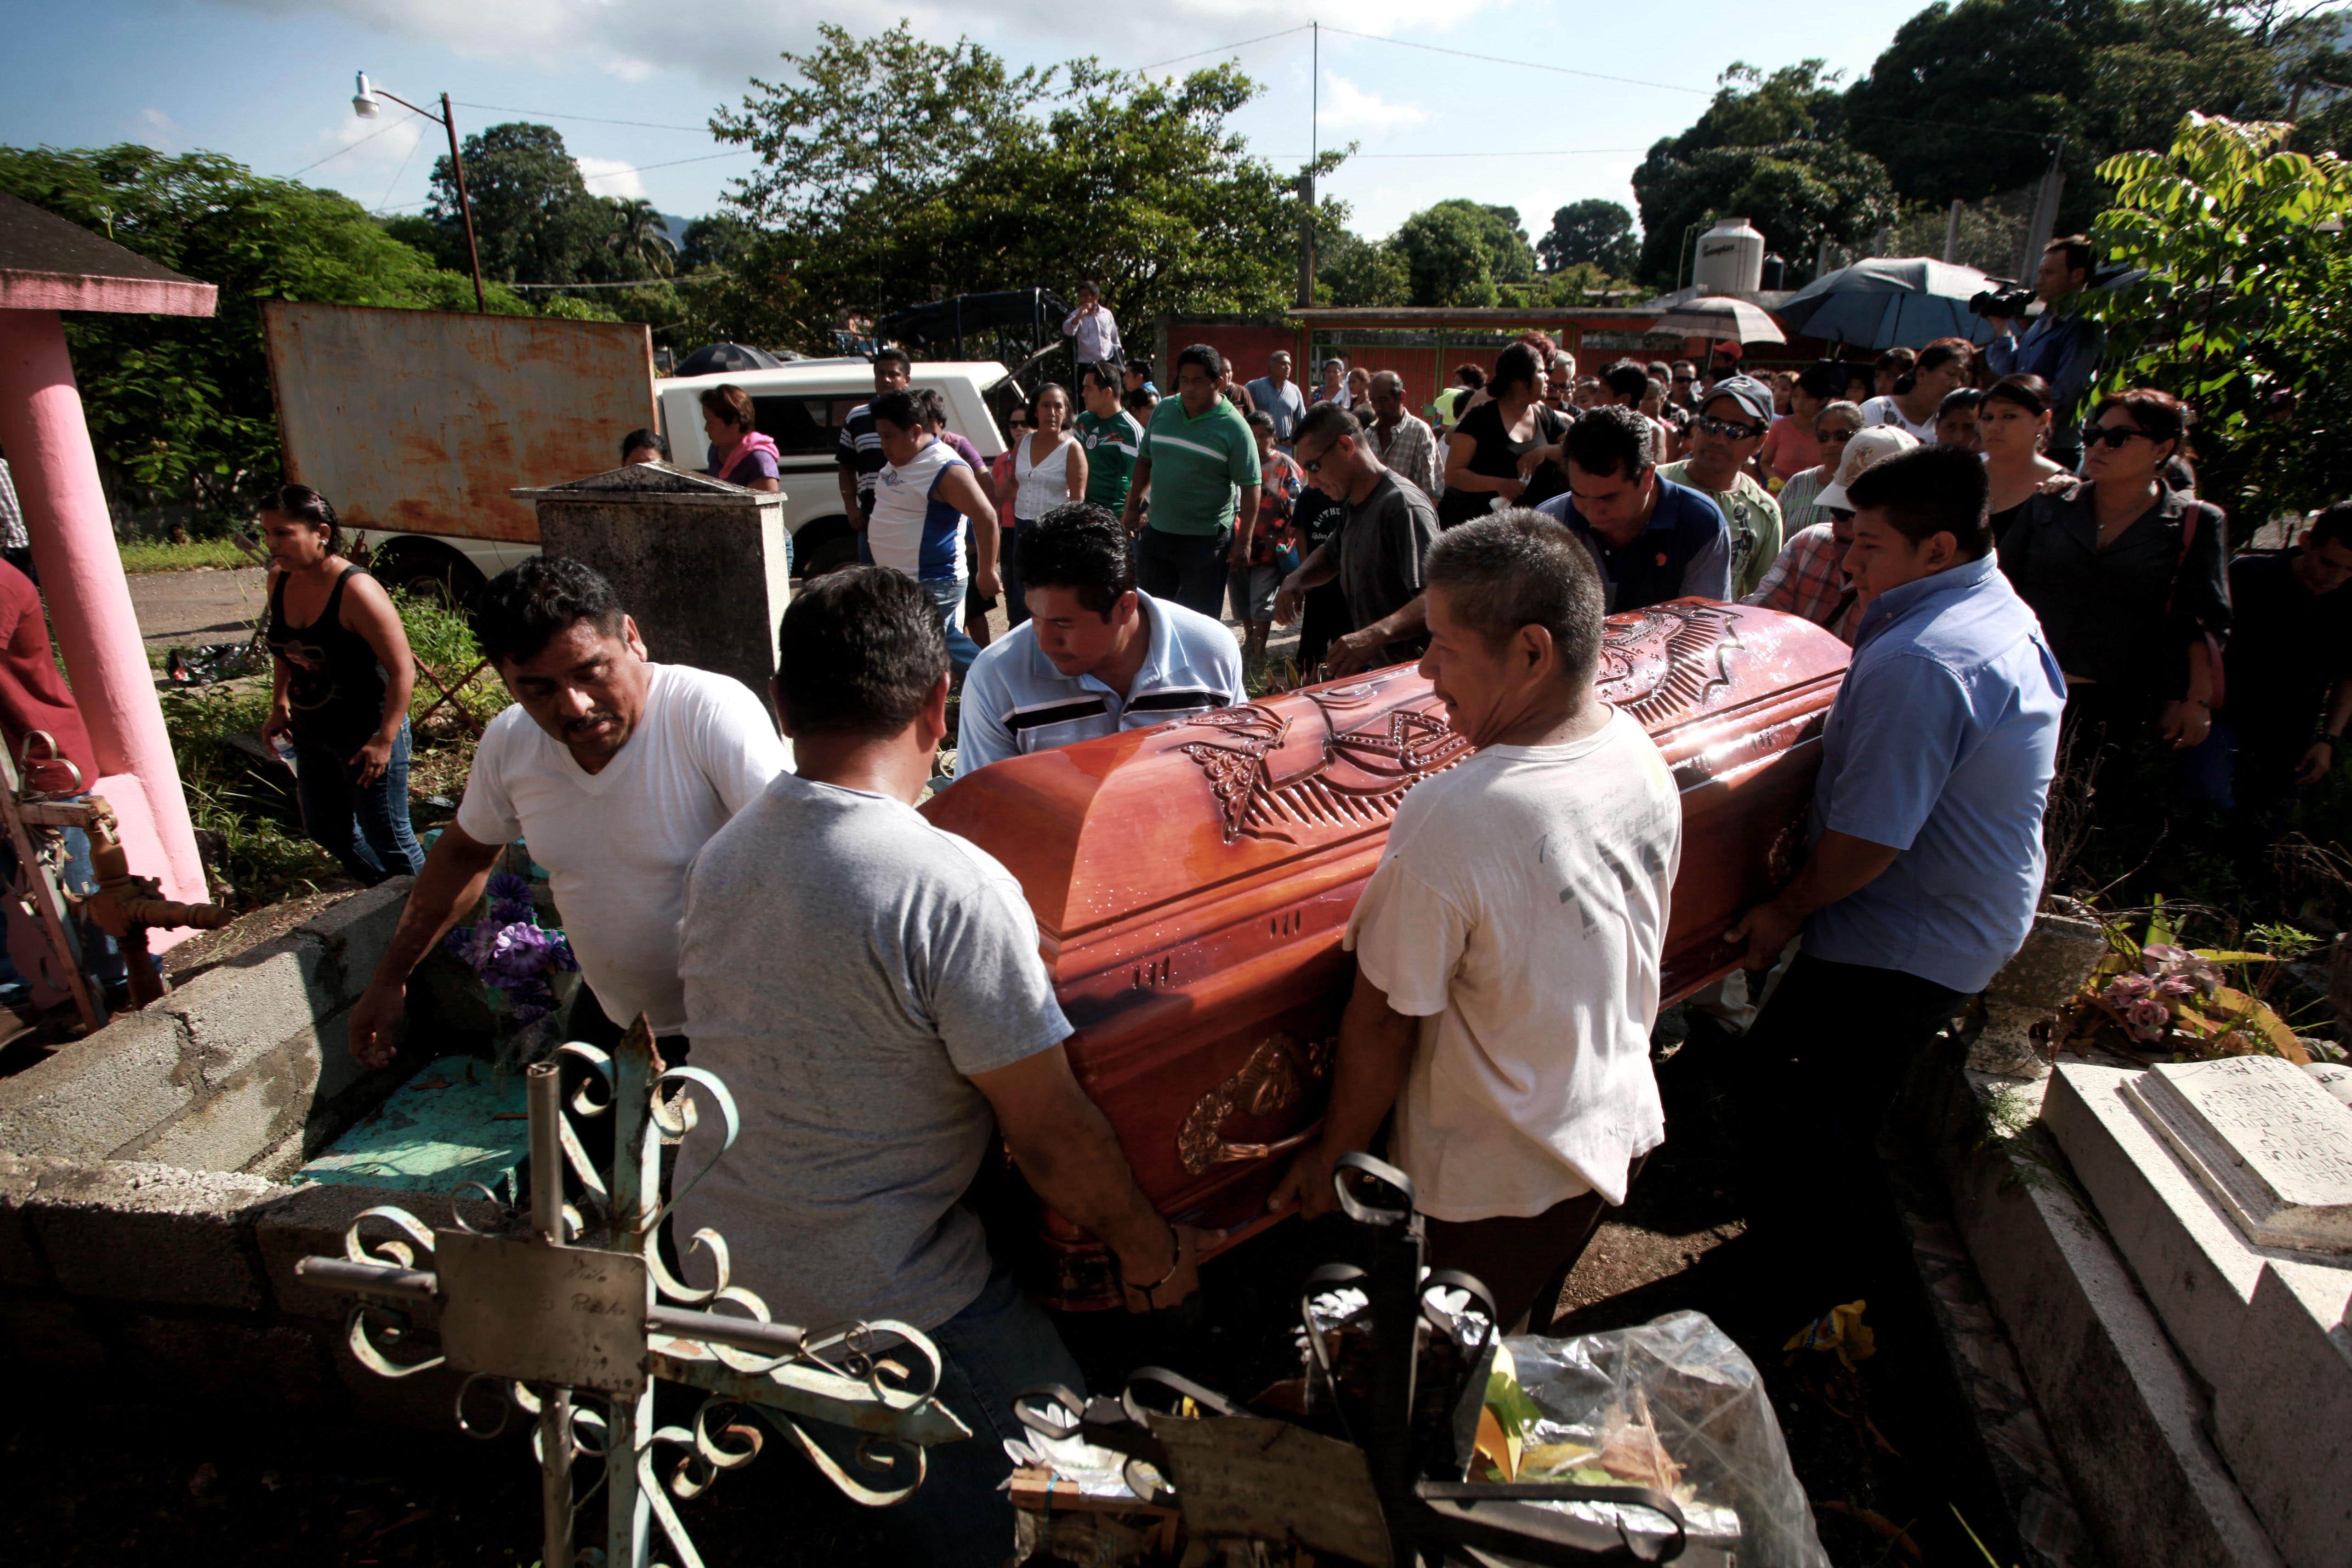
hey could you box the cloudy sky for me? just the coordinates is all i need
[3,0,1917,258]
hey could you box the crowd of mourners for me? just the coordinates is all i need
[15,239,2311,1568]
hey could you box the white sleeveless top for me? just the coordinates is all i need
[1013,433,1075,522]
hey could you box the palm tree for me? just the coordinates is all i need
[608,197,676,278]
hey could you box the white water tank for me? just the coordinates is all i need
[1692,216,1766,295]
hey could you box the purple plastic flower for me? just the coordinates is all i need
[2104,972,2155,1004]
[2154,975,2198,999]
[2124,997,2175,1042]
[485,871,535,926]
[480,921,559,988]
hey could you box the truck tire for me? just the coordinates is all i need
[373,542,489,612]
[792,517,861,581]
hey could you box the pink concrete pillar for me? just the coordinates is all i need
[0,309,208,920]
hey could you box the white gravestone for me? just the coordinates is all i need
[2122,1056,2352,1257]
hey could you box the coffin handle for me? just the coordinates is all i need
[1206,1125,1320,1165]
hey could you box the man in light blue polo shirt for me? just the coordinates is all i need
[1724,444,2064,1320]
[956,503,1244,776]
[1245,350,1308,450]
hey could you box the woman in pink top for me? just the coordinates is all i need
[1756,363,1844,486]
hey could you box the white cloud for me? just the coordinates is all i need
[1318,71,1429,131]
[213,0,1502,90]
[575,155,648,198]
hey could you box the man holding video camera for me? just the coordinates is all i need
[1981,235,2103,471]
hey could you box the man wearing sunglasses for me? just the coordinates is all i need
[1659,374,1785,599]
[1668,362,1699,412]
[1273,402,1440,676]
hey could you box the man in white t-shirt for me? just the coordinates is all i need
[867,388,1001,677]
[347,557,790,1067]
[1268,508,1681,1333]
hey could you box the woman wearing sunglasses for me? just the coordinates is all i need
[1773,399,1864,533]
[1996,387,2230,754]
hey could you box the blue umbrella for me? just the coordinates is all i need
[1774,257,2003,350]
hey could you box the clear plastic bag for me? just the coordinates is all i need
[1504,1310,1830,1568]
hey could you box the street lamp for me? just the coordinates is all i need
[353,71,487,313]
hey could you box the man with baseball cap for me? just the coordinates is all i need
[1659,374,1784,599]
[1744,427,1920,642]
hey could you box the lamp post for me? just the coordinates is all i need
[353,72,487,312]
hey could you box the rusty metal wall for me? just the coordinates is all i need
[262,302,655,545]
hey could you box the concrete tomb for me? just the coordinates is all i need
[2042,1055,2352,1568]
[514,463,793,711]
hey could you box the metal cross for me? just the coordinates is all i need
[297,1021,966,1567]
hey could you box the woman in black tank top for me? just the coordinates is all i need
[260,485,426,885]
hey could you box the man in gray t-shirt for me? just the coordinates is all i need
[1274,403,1440,676]
[677,566,1212,1568]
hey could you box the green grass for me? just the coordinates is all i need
[119,536,259,573]
[159,681,339,908]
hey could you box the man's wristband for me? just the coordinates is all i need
[2318,733,2342,750]
[1120,1223,1182,1296]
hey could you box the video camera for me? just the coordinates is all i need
[1969,283,2038,318]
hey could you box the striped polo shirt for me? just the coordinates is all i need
[953,591,1244,776]
[867,437,968,582]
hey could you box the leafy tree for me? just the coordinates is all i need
[423,122,641,285]
[709,23,1338,352]
[2079,113,2352,527]
[607,197,676,278]
[679,214,756,273]
[1316,229,1409,306]
[1413,199,1536,285]
[1658,61,1846,160]
[1392,204,1497,307]
[1538,199,1639,275]
[1842,0,2286,231]
[0,144,576,525]
[1630,140,1895,285]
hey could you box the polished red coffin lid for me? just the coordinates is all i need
[929,600,1851,967]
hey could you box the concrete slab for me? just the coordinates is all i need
[0,1007,196,1160]
[0,1148,53,1289]
[2044,1063,2352,1568]
[2214,1264,2352,1568]
[2125,1056,2352,1256]
[1949,1103,2285,1568]
[22,1158,290,1310]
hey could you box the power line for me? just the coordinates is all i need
[576,148,760,181]
[451,101,713,132]
[1268,147,1648,160]
[1136,25,1311,73]
[1318,25,1710,96]
[281,110,421,178]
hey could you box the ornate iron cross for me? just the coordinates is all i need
[297,1023,964,1567]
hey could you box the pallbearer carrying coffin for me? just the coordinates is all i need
[1268,510,1683,1335]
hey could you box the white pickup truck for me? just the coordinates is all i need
[361,358,1013,601]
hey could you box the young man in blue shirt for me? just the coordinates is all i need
[1724,444,2064,1315]
[1534,405,1732,610]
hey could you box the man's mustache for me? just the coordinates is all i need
[563,711,622,736]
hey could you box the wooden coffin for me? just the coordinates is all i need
[921,599,1851,1309]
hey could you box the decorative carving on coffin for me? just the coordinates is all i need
[1596,602,1741,727]
[1176,1031,1338,1176]
[1176,602,1743,845]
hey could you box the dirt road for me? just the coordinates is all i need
[127,565,268,654]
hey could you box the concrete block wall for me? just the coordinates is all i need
[0,878,498,1426]
[0,881,412,1176]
